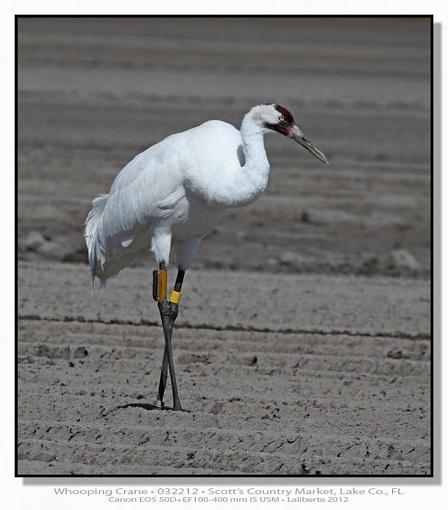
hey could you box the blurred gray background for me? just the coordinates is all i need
[18,17,431,276]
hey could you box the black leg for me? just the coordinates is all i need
[158,301,181,410]
[156,347,168,406]
[174,269,185,292]
[153,262,168,408]
[153,266,185,411]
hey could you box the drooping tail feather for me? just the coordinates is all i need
[84,194,108,288]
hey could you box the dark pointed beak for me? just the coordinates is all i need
[291,125,329,165]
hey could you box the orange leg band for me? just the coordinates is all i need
[158,269,167,301]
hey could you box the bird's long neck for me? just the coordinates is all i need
[238,114,270,202]
[187,112,271,209]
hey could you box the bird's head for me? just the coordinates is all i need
[252,103,328,165]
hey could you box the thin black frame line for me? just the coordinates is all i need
[14,13,19,480]
[18,474,434,478]
[15,14,433,19]
[429,18,434,478]
[15,14,434,479]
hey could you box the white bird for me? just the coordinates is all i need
[84,103,328,411]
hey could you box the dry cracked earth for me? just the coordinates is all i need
[17,17,432,475]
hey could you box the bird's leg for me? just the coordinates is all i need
[163,268,184,410]
[153,263,168,408]
[153,264,184,411]
[157,347,169,407]
[158,300,181,410]
[173,268,185,296]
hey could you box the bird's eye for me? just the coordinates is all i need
[279,115,285,123]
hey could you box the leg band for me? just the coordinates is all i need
[152,270,158,301]
[158,269,167,300]
[169,290,182,304]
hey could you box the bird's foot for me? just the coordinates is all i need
[152,399,164,409]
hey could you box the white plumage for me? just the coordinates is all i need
[84,104,328,286]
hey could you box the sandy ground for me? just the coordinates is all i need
[17,17,431,475]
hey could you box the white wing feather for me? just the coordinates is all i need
[84,133,187,285]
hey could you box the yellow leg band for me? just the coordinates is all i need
[169,290,182,304]
[158,269,167,300]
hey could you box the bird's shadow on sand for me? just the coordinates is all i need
[103,402,189,416]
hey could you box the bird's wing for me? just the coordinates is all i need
[109,132,181,193]
[103,153,185,237]
[89,140,187,272]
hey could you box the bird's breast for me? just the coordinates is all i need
[171,192,226,241]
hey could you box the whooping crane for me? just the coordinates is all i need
[84,103,328,411]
